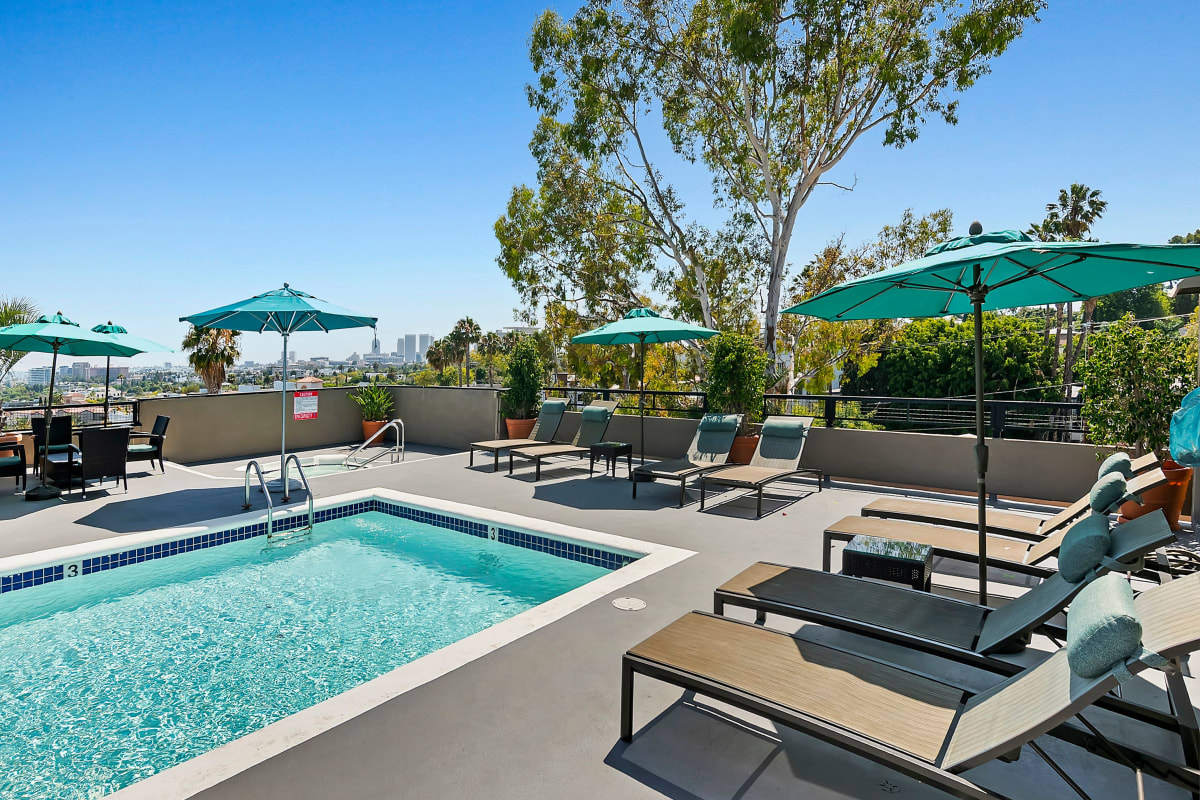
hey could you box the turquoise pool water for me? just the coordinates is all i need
[0,512,608,799]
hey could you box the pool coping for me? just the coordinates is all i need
[5,487,694,800]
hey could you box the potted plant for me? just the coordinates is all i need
[350,385,394,444]
[704,332,768,464]
[1079,314,1193,529]
[501,336,542,439]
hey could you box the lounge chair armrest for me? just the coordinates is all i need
[0,443,24,459]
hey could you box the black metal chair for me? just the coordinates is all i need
[69,427,130,498]
[0,442,25,493]
[127,415,169,473]
[31,416,73,477]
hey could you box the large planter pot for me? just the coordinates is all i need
[1119,458,1192,531]
[361,420,387,444]
[728,434,759,465]
[506,417,536,439]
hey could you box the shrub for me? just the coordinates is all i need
[350,385,394,422]
[704,332,767,434]
[502,336,543,419]
[1078,314,1193,456]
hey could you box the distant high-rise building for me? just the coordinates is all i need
[418,334,433,363]
[28,366,53,386]
[395,338,405,360]
[370,333,381,356]
[288,350,297,363]
[71,362,91,379]
[405,334,417,363]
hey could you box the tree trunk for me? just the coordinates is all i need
[1063,302,1074,398]
[1078,298,1097,365]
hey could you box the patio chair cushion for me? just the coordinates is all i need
[581,406,611,422]
[1058,512,1111,583]
[1089,473,1129,514]
[698,414,739,432]
[540,399,567,415]
[38,444,73,453]
[760,418,808,439]
[1066,574,1142,679]
[128,444,157,453]
[0,455,21,468]
[1097,452,1134,480]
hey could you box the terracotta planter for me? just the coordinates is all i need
[506,417,536,439]
[728,434,759,465]
[1119,457,1192,531]
[361,420,387,444]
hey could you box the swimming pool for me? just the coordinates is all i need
[0,492,689,800]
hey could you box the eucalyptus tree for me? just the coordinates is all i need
[504,0,1044,376]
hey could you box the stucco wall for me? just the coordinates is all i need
[390,386,502,450]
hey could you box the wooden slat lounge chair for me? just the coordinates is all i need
[508,400,618,481]
[715,511,1174,675]
[698,416,821,518]
[861,452,1161,542]
[623,572,1200,799]
[469,399,568,472]
[631,413,740,506]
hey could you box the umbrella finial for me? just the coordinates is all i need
[968,221,983,236]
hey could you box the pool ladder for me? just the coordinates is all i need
[243,455,314,540]
[343,418,405,469]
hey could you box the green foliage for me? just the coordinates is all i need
[0,296,38,382]
[1093,285,1171,323]
[1169,229,1200,245]
[844,314,1057,400]
[501,336,543,419]
[1078,314,1193,455]
[350,385,394,422]
[181,327,241,396]
[704,332,767,434]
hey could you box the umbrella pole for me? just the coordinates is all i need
[103,356,111,427]
[280,333,289,500]
[639,336,646,465]
[27,345,63,501]
[972,268,989,606]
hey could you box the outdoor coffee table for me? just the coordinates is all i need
[589,441,632,479]
[841,534,933,591]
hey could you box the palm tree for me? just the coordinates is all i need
[1028,184,1108,395]
[452,317,481,386]
[478,332,504,386]
[426,338,449,381]
[0,295,38,383]
[181,326,241,396]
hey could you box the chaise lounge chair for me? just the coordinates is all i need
[622,571,1200,798]
[860,451,1161,541]
[715,510,1175,676]
[698,416,821,517]
[508,400,617,481]
[631,413,740,506]
[822,470,1151,579]
[469,399,568,472]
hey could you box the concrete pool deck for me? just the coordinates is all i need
[1,445,1196,799]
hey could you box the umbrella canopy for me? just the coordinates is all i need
[572,308,719,465]
[573,307,720,345]
[0,314,171,500]
[90,322,173,429]
[784,230,1200,604]
[180,285,377,497]
[180,283,377,334]
[785,230,1200,320]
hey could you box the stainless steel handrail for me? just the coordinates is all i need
[242,457,314,539]
[344,418,405,469]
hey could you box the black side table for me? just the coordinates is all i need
[842,535,933,591]
[590,441,632,479]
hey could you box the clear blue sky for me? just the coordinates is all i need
[3,0,1197,368]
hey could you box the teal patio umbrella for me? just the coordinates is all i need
[785,226,1200,603]
[180,284,377,495]
[572,308,719,464]
[0,313,150,500]
[90,322,173,427]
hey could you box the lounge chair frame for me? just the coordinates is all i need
[631,413,742,507]
[469,401,568,472]
[621,609,1200,799]
[698,416,821,517]
[508,400,618,481]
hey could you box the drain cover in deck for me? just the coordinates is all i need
[612,597,646,611]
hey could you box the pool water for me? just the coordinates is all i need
[0,512,608,799]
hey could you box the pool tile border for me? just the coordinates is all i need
[1,498,636,594]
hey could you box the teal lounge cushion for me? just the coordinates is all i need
[761,418,809,439]
[1089,473,1129,514]
[698,414,739,433]
[1066,574,1142,679]
[0,455,21,468]
[1097,452,1134,480]
[539,399,567,415]
[39,444,72,453]
[1058,512,1111,583]
[128,444,157,453]
[581,405,611,422]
